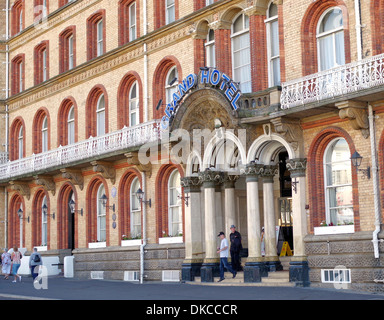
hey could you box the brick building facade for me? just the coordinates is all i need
[0,0,383,292]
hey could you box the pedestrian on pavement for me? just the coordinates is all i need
[11,247,22,283]
[1,248,11,280]
[29,248,43,280]
[229,225,243,272]
[217,232,237,282]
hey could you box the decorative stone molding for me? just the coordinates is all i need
[208,20,232,30]
[91,161,116,185]
[240,163,265,182]
[125,152,152,178]
[60,169,84,191]
[9,181,31,200]
[270,117,303,151]
[181,176,202,193]
[34,175,56,196]
[286,158,307,178]
[337,101,369,139]
[222,173,240,189]
[198,170,224,188]
[262,165,279,183]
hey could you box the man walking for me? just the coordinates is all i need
[217,232,237,282]
[229,225,242,271]
[29,248,43,281]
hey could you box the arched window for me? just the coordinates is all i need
[324,138,353,226]
[165,66,179,105]
[231,13,251,93]
[129,81,139,126]
[42,116,48,152]
[266,2,280,86]
[205,29,216,68]
[168,170,182,237]
[67,105,75,145]
[130,177,141,238]
[317,7,345,71]
[96,94,106,136]
[97,184,107,242]
[18,126,24,159]
[41,195,48,246]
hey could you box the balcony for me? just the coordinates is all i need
[0,120,161,183]
[281,53,384,111]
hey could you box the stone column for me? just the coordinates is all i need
[286,159,310,287]
[199,170,223,282]
[242,163,268,282]
[262,165,282,272]
[223,173,239,234]
[181,176,203,282]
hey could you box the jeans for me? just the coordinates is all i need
[31,266,39,280]
[219,257,235,279]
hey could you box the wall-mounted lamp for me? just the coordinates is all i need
[17,208,30,224]
[100,194,116,212]
[136,188,152,208]
[178,194,190,207]
[42,204,55,220]
[351,151,371,179]
[69,199,84,216]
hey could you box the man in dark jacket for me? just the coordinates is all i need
[229,225,242,271]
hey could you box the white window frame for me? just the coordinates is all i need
[67,105,75,145]
[18,126,23,159]
[97,19,104,57]
[41,196,48,246]
[19,61,23,92]
[231,13,251,93]
[323,138,354,228]
[68,35,74,70]
[97,184,106,242]
[165,66,178,105]
[166,0,175,24]
[42,116,48,152]
[96,94,106,136]
[316,7,345,72]
[129,81,139,127]
[129,2,137,41]
[168,170,182,237]
[42,49,48,82]
[205,29,216,68]
[130,177,142,238]
[265,1,281,87]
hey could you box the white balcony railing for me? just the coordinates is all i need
[0,120,161,181]
[281,53,384,110]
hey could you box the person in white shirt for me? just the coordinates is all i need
[217,232,237,282]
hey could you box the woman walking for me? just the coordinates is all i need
[1,248,11,280]
[11,247,22,283]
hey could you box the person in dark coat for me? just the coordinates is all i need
[229,225,242,271]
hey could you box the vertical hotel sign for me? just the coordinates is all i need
[161,68,242,130]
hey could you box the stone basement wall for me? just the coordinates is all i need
[73,244,185,282]
[305,231,384,293]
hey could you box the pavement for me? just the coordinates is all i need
[0,275,383,301]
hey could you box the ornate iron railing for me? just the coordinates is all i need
[0,120,161,181]
[281,53,384,109]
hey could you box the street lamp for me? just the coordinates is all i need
[17,208,30,223]
[136,188,151,208]
[100,194,115,212]
[42,204,55,220]
[351,151,371,179]
[69,199,83,216]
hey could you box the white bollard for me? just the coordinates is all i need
[64,256,75,278]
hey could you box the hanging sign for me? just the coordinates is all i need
[160,68,243,130]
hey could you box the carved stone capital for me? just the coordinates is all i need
[125,152,152,178]
[286,158,307,178]
[240,163,265,182]
[34,175,56,196]
[262,165,279,183]
[199,170,224,188]
[61,169,84,191]
[208,19,232,30]
[9,181,31,200]
[222,173,240,189]
[270,117,303,151]
[337,101,369,139]
[181,176,202,193]
[91,161,116,185]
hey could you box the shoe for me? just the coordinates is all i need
[218,278,225,282]
[233,272,237,279]
[12,280,16,283]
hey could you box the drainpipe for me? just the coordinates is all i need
[4,0,10,249]
[354,0,363,60]
[143,0,148,123]
[140,171,147,284]
[368,105,382,259]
